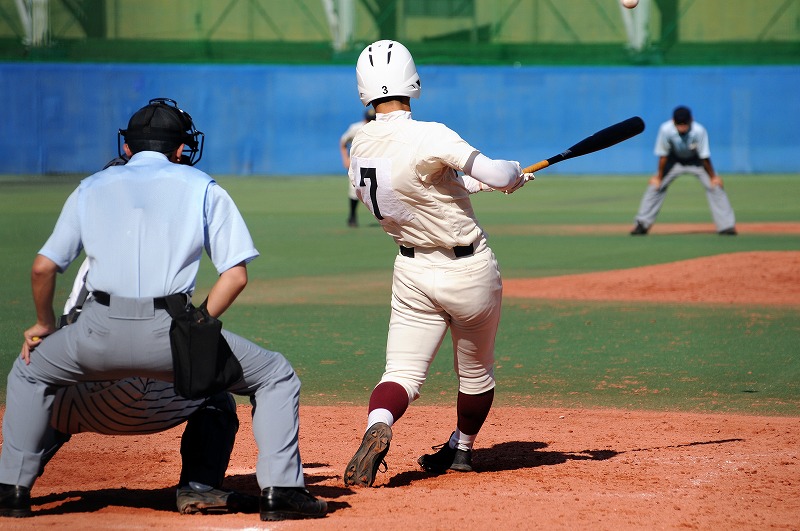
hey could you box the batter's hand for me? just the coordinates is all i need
[21,324,54,364]
[503,173,534,195]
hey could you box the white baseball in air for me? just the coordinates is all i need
[621,0,639,8]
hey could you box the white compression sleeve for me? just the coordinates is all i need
[464,153,523,192]
[459,174,489,194]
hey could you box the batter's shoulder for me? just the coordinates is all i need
[408,120,462,142]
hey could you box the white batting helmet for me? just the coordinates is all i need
[356,40,421,107]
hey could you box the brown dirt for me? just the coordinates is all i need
[2,234,799,530]
[504,250,800,305]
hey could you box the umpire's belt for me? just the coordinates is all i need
[399,242,474,259]
[92,291,174,310]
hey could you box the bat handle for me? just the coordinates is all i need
[523,160,550,174]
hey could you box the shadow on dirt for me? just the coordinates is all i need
[382,441,617,487]
[32,471,348,516]
[383,437,745,487]
[33,486,176,515]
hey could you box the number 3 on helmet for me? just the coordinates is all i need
[356,40,421,107]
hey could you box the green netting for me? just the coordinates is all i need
[1,0,798,65]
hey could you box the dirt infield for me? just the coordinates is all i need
[11,405,798,530]
[1,244,798,530]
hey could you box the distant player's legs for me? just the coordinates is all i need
[347,180,359,227]
[689,167,736,232]
[633,164,682,229]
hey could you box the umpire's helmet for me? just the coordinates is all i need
[119,98,204,166]
[356,40,421,107]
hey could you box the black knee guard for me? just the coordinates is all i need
[178,391,238,488]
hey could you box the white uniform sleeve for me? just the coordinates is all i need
[459,174,490,194]
[464,153,524,192]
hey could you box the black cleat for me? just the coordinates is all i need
[343,422,392,487]
[630,222,649,235]
[418,437,473,474]
[259,487,327,521]
[176,482,258,514]
[718,227,737,235]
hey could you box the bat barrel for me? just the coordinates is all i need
[523,116,645,174]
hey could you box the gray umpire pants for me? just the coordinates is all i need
[633,162,736,231]
[0,296,305,490]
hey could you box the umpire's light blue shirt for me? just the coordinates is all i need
[39,151,259,298]
[654,120,711,160]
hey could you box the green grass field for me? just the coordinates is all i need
[1,174,798,415]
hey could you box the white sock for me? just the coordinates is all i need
[450,429,476,451]
[366,408,394,432]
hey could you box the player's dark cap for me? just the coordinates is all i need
[672,106,692,125]
[119,98,204,165]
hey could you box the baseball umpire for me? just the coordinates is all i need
[0,98,326,521]
[44,257,255,515]
[342,40,533,487]
[630,105,737,235]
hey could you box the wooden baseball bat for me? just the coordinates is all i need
[523,116,645,173]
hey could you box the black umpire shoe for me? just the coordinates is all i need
[0,484,32,518]
[418,436,473,473]
[259,487,327,521]
[630,222,649,235]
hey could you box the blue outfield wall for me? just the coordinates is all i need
[0,63,797,175]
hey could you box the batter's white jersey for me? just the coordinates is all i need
[348,111,482,249]
[348,110,504,401]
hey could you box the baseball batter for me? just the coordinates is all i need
[631,105,736,235]
[340,107,376,227]
[46,257,253,515]
[342,40,533,487]
[0,98,326,521]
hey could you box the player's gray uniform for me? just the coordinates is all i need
[633,119,735,231]
[50,258,207,435]
[0,151,306,491]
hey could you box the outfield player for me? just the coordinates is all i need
[340,108,376,227]
[47,257,254,515]
[342,40,533,487]
[631,105,737,235]
[0,98,326,521]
